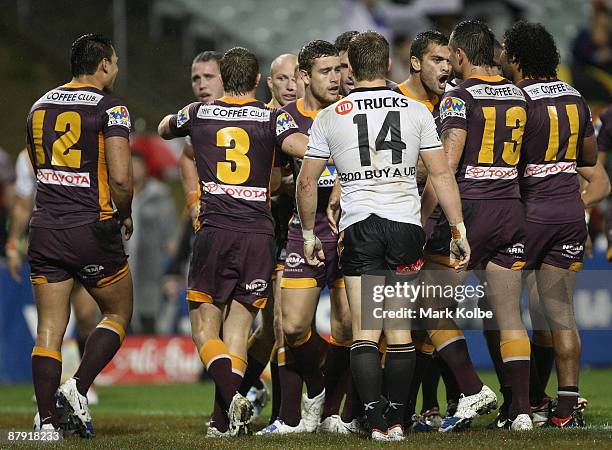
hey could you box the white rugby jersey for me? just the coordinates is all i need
[305,86,442,232]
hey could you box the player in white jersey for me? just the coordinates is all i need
[295,31,468,441]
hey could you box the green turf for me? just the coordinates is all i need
[0,369,611,449]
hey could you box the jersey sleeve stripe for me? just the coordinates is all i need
[420,144,443,150]
[304,154,329,160]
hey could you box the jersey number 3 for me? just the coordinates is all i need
[353,111,406,167]
[216,127,251,184]
[32,110,83,168]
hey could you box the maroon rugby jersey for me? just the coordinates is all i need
[282,98,337,243]
[169,96,299,236]
[596,103,612,153]
[518,79,594,224]
[440,75,527,200]
[26,83,131,229]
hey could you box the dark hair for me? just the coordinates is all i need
[192,50,222,66]
[298,40,338,75]
[449,20,495,67]
[347,31,389,81]
[70,33,114,77]
[409,30,449,73]
[220,47,259,94]
[503,21,559,79]
[334,31,360,53]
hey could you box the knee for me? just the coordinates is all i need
[35,329,64,352]
[283,320,309,346]
[330,315,352,342]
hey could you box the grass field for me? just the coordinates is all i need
[1,369,611,449]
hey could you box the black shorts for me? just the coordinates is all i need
[28,219,129,288]
[340,214,426,276]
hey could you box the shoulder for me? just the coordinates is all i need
[439,91,468,120]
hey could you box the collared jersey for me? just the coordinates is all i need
[26,83,130,229]
[305,86,441,232]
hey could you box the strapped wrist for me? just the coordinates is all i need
[450,221,466,240]
[302,229,315,242]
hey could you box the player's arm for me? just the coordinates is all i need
[106,136,133,239]
[420,106,469,270]
[420,128,466,224]
[158,115,177,140]
[578,161,611,208]
[294,111,330,266]
[326,177,341,234]
[281,132,308,159]
[270,167,282,194]
[179,141,200,221]
[577,133,598,167]
[6,151,34,283]
[441,128,468,173]
[420,177,438,225]
[421,148,469,271]
[296,157,327,266]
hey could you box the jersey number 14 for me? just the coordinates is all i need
[353,111,406,167]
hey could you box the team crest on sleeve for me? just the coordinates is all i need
[439,97,466,120]
[106,105,131,128]
[176,105,190,128]
[275,112,298,136]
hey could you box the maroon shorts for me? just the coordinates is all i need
[524,220,587,271]
[426,199,525,270]
[281,238,343,289]
[28,219,129,288]
[187,226,275,308]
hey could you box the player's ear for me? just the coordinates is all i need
[255,73,261,88]
[267,76,273,91]
[299,69,310,85]
[410,55,421,73]
[100,57,110,75]
[457,47,465,66]
[387,57,392,74]
[347,63,355,80]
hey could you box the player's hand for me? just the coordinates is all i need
[303,230,325,267]
[6,243,23,283]
[449,221,470,272]
[122,216,134,240]
[326,196,341,235]
[585,233,593,259]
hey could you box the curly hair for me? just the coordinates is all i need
[503,21,559,79]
